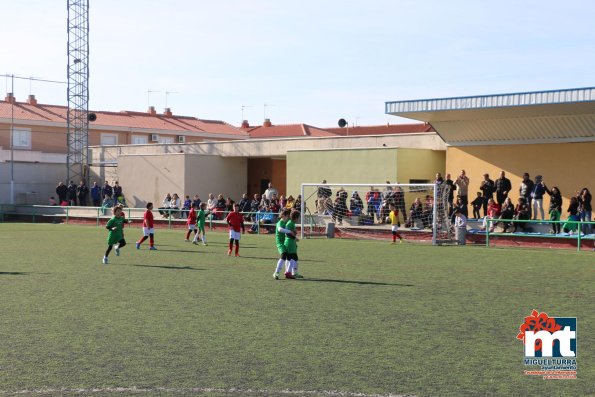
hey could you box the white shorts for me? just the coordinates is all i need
[229,230,241,241]
[143,227,154,236]
[188,224,196,231]
[391,225,399,232]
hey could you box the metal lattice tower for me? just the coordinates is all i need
[66,0,90,183]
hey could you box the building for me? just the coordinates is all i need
[386,87,595,205]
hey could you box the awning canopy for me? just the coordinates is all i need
[385,87,595,146]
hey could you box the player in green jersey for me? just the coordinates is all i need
[103,206,127,264]
[273,208,294,279]
[192,202,209,246]
[284,210,302,279]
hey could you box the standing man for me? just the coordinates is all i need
[495,171,511,206]
[519,173,534,219]
[90,181,102,207]
[101,181,113,200]
[444,173,456,215]
[263,182,278,202]
[455,170,470,216]
[56,182,68,205]
[66,180,78,206]
[479,173,495,217]
[76,180,89,206]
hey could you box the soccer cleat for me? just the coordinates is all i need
[273,272,280,280]
[293,273,304,279]
[102,256,108,264]
[227,249,232,256]
[192,241,198,245]
[184,239,190,242]
[149,246,157,250]
[115,247,120,256]
[203,242,208,246]
[284,272,295,279]
[391,241,396,245]
[136,242,141,249]
[235,253,240,257]
[399,238,403,244]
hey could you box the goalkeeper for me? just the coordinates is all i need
[389,204,404,244]
[273,209,294,280]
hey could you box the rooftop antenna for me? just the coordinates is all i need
[147,89,160,107]
[264,103,275,120]
[165,90,178,108]
[241,104,253,123]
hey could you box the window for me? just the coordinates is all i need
[159,136,175,144]
[100,133,118,146]
[409,179,431,192]
[12,128,31,149]
[131,135,148,145]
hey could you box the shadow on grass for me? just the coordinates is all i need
[239,255,325,263]
[131,264,204,271]
[0,271,29,276]
[298,278,414,286]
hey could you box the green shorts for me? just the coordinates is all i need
[277,244,287,255]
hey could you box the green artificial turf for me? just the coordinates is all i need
[0,223,592,396]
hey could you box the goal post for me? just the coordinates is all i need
[300,182,455,245]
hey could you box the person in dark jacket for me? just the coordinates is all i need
[101,181,113,199]
[479,173,495,217]
[90,181,102,206]
[519,173,534,219]
[66,181,77,206]
[495,171,511,205]
[56,181,68,205]
[76,180,89,206]
[531,175,546,220]
[545,185,563,234]
[577,187,592,234]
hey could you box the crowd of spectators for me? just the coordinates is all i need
[52,180,126,209]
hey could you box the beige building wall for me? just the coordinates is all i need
[117,153,247,208]
[0,162,66,204]
[446,142,595,205]
[396,148,446,184]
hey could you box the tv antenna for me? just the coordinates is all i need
[147,89,160,107]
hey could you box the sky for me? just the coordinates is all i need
[1,0,594,128]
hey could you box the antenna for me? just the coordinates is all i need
[264,103,275,120]
[147,89,160,107]
[241,104,253,122]
[165,90,178,107]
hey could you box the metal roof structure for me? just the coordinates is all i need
[385,87,595,146]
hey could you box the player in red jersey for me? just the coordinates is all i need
[185,204,198,241]
[225,203,245,256]
[136,202,156,250]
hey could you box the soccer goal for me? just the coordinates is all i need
[300,182,455,245]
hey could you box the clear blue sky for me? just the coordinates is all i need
[1,0,594,128]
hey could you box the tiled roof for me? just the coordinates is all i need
[326,123,434,136]
[246,123,340,138]
[0,100,247,136]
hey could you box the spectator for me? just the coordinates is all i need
[48,196,57,206]
[225,197,235,212]
[481,198,501,231]
[192,194,202,210]
[495,171,511,206]
[545,185,563,234]
[407,197,424,228]
[263,182,278,201]
[519,173,535,219]
[113,181,123,201]
[76,180,89,206]
[182,195,192,218]
[578,188,592,234]
[444,174,456,214]
[279,195,287,209]
[238,193,252,215]
[350,191,364,216]
[158,193,172,217]
[269,194,280,213]
[455,169,470,208]
[66,180,78,206]
[101,194,114,215]
[332,189,348,225]
[170,193,181,214]
[513,197,530,232]
[250,194,261,215]
[213,194,226,219]
[495,197,515,233]
[451,196,466,223]
[285,195,295,209]
[380,182,395,222]
[434,173,444,185]
[207,193,217,212]
[101,181,113,199]
[454,209,467,245]
[90,181,102,206]
[531,175,546,220]
[470,192,483,219]
[293,195,302,212]
[366,188,382,222]
[479,173,495,217]
[317,180,332,199]
[393,186,407,225]
[563,196,580,234]
[56,182,68,205]
[422,195,434,229]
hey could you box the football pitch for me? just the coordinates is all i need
[0,223,592,397]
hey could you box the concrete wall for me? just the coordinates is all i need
[446,142,595,204]
[396,148,446,184]
[0,162,67,204]
[117,153,247,208]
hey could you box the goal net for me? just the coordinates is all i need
[300,182,455,245]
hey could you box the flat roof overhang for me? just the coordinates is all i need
[385,87,595,145]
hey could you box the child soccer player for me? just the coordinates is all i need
[192,202,209,246]
[389,204,404,244]
[225,203,245,256]
[136,202,156,250]
[273,209,294,280]
[103,206,127,264]
[185,203,198,241]
[454,209,467,246]
[284,210,302,279]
